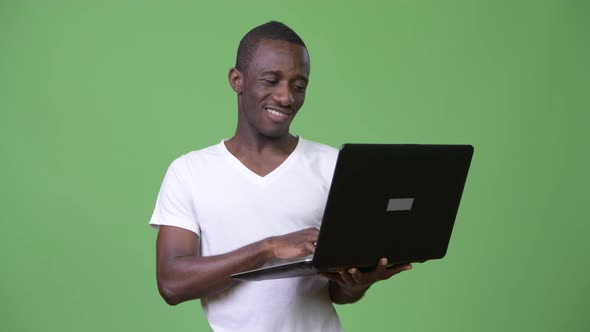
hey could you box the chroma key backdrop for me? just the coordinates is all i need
[1,1,588,331]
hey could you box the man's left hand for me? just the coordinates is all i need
[319,258,412,303]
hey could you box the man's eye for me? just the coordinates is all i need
[264,79,279,85]
[294,84,307,91]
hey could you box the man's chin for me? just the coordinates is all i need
[259,126,293,140]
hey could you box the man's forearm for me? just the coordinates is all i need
[156,226,319,306]
[157,239,274,305]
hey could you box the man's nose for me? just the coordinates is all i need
[274,82,294,107]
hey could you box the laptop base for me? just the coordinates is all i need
[232,259,316,281]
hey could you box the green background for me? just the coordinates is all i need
[1,0,588,331]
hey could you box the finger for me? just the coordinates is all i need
[376,258,388,273]
[398,263,412,271]
[338,270,355,285]
[381,263,413,280]
[373,258,391,279]
[304,242,316,254]
[302,231,318,243]
[308,230,319,239]
[306,227,320,235]
[347,268,363,284]
[318,272,343,283]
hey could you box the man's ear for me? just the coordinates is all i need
[228,68,243,94]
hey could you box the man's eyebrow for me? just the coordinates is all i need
[292,74,309,83]
[260,70,309,82]
[260,70,281,76]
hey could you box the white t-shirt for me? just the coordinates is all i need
[150,137,343,332]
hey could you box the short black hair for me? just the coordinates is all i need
[235,21,307,72]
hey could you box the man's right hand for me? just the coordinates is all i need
[267,227,319,259]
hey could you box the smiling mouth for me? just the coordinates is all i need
[265,107,293,118]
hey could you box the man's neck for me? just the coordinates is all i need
[223,133,299,177]
[225,132,298,156]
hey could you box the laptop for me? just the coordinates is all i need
[231,144,474,281]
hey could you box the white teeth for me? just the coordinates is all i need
[265,108,288,117]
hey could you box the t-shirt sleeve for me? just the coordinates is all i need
[149,156,200,236]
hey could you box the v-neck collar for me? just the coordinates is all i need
[220,136,304,185]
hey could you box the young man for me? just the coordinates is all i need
[150,21,412,332]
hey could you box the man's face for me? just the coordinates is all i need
[237,39,310,138]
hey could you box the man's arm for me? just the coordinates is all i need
[156,225,318,305]
[321,258,413,304]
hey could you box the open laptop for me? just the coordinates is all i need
[231,144,474,281]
